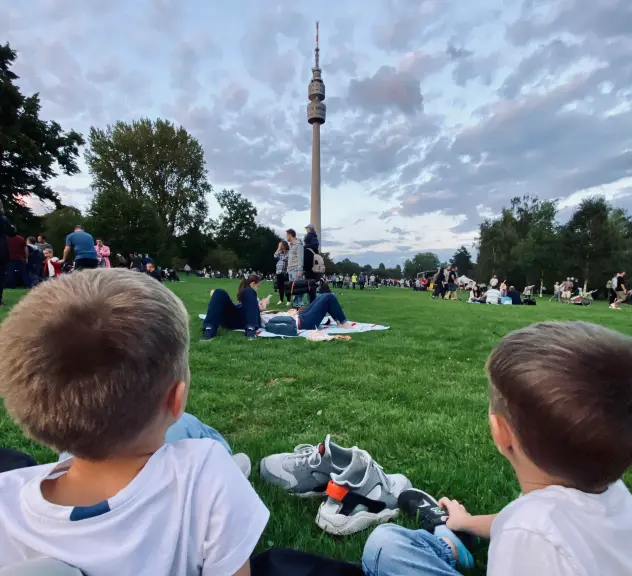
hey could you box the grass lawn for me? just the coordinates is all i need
[1,278,631,573]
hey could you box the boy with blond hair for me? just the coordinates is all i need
[363,322,632,575]
[0,269,268,575]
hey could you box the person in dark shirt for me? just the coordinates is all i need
[507,285,522,305]
[146,262,162,282]
[7,232,29,289]
[304,224,319,253]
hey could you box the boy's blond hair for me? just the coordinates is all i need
[0,269,189,460]
[487,321,632,492]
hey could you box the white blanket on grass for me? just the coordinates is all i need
[197,314,390,338]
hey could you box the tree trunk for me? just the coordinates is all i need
[540,270,544,297]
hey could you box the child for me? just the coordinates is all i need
[0,269,269,575]
[42,247,63,278]
[363,321,632,575]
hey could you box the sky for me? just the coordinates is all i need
[2,0,632,266]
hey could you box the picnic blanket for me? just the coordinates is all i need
[197,314,390,338]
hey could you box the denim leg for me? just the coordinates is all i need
[203,288,245,330]
[362,525,461,576]
[239,286,261,328]
[288,268,303,306]
[165,413,232,454]
[299,293,347,329]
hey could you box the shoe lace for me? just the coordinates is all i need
[291,444,322,467]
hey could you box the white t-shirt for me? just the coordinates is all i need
[489,481,632,576]
[0,440,269,576]
[485,288,501,304]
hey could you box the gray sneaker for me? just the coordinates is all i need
[316,449,412,535]
[259,435,355,497]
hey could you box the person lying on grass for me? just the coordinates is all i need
[363,321,632,576]
[201,274,353,341]
[0,269,268,576]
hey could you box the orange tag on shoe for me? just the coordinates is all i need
[326,481,349,502]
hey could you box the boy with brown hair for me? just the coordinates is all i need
[363,321,632,575]
[0,269,268,575]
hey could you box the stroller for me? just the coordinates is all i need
[570,289,596,306]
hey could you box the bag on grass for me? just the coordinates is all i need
[265,316,299,337]
[285,279,317,296]
[525,299,537,306]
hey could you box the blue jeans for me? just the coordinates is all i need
[362,525,461,576]
[203,287,260,331]
[6,260,29,289]
[299,293,347,329]
[164,412,231,453]
[59,413,231,462]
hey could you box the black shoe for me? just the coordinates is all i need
[200,325,218,341]
[399,488,476,555]
[398,488,448,533]
[245,327,257,340]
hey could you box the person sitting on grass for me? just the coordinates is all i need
[362,321,632,576]
[0,269,269,576]
[201,274,353,341]
[506,285,522,305]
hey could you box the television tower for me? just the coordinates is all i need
[307,21,326,242]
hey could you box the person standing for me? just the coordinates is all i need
[184,263,191,277]
[6,228,29,288]
[26,237,44,286]
[36,234,52,252]
[611,272,627,310]
[351,273,358,289]
[274,240,289,306]
[304,224,319,253]
[286,229,304,307]
[95,238,111,268]
[62,225,98,270]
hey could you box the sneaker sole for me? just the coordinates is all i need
[316,507,399,536]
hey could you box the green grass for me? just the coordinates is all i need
[1,279,631,573]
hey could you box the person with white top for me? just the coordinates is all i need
[0,269,269,576]
[363,322,632,575]
[484,287,502,304]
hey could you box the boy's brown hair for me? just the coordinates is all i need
[487,321,632,492]
[0,269,189,460]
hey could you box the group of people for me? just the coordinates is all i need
[329,273,377,290]
[431,265,461,300]
[273,224,320,307]
[201,273,351,341]
[0,204,113,307]
[0,267,630,575]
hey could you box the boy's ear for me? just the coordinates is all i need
[489,411,515,455]
[165,380,188,419]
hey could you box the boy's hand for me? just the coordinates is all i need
[438,498,472,532]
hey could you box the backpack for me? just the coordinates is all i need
[607,279,613,289]
[265,315,299,337]
[307,249,326,275]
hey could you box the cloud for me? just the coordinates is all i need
[347,66,423,115]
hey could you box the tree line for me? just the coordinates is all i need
[476,195,632,293]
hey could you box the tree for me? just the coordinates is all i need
[204,247,239,273]
[561,197,621,292]
[322,252,338,274]
[213,189,258,258]
[450,246,473,276]
[403,252,440,278]
[84,187,165,258]
[42,206,83,254]
[85,118,210,240]
[246,226,280,274]
[336,258,361,276]
[0,43,84,224]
